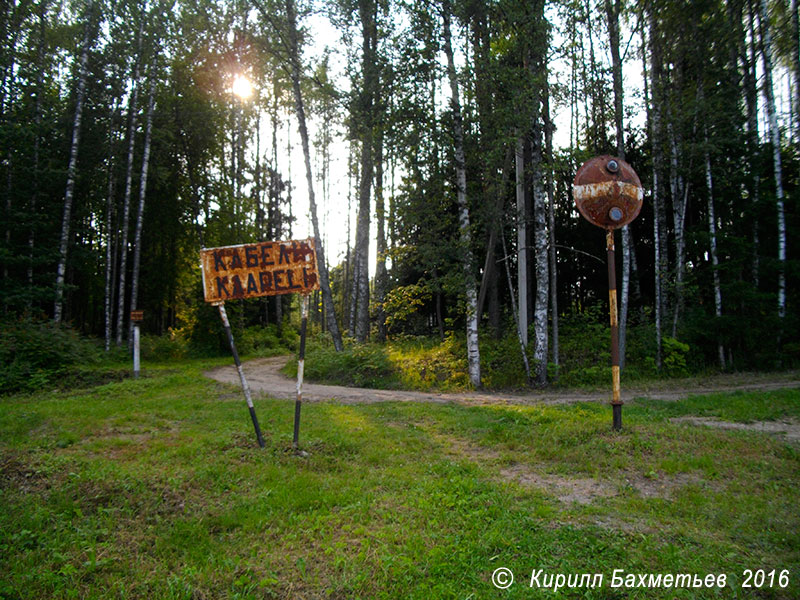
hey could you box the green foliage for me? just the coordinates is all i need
[662,337,691,377]
[0,319,100,394]
[237,325,297,357]
[292,340,396,388]
[389,334,470,391]
[382,282,432,334]
[140,333,189,361]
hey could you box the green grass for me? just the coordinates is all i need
[1,362,798,599]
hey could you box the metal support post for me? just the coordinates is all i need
[607,230,622,430]
[217,302,265,448]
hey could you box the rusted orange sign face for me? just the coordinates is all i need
[573,155,643,230]
[200,238,320,303]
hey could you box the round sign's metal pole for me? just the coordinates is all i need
[606,231,622,430]
[217,302,265,448]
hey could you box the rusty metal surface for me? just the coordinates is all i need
[573,155,643,230]
[200,238,320,303]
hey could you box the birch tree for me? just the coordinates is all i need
[54,4,93,323]
[442,0,480,388]
[129,75,157,345]
[114,17,144,344]
[282,0,344,350]
[757,0,787,323]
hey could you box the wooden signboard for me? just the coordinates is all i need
[200,238,320,303]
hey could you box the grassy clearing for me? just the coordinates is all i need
[1,363,798,599]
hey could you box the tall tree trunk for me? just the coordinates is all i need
[354,0,377,342]
[114,29,142,346]
[374,129,388,342]
[744,0,761,286]
[54,7,92,323]
[515,134,529,347]
[791,0,800,143]
[606,0,631,369]
[757,0,787,322]
[128,76,156,346]
[669,122,689,338]
[443,1,480,388]
[645,7,665,368]
[703,125,725,369]
[284,0,343,350]
[501,227,532,383]
[28,4,46,305]
[3,2,21,311]
[531,123,549,385]
[607,0,632,366]
[104,102,120,352]
[544,84,559,378]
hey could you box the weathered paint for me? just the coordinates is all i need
[293,295,310,450]
[607,230,622,430]
[200,238,320,303]
[573,156,643,230]
[217,302,265,448]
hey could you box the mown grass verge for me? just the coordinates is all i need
[1,363,798,599]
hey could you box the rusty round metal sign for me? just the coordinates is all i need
[573,155,643,230]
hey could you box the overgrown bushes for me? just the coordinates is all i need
[0,319,101,394]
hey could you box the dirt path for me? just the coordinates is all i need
[204,356,800,407]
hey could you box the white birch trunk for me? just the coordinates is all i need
[531,131,549,386]
[757,0,787,320]
[128,77,156,346]
[103,103,119,352]
[114,66,141,345]
[54,12,91,323]
[443,3,480,388]
[544,89,558,376]
[669,124,688,338]
[515,134,528,347]
[644,9,664,368]
[745,3,761,286]
[501,228,532,383]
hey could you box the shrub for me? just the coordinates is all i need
[390,334,470,391]
[0,319,100,394]
[292,340,396,388]
[140,333,189,361]
[662,337,691,376]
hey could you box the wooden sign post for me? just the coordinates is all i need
[200,238,320,449]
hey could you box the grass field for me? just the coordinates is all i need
[1,360,799,599]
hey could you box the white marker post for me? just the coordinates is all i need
[130,310,144,379]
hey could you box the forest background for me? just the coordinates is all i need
[1,0,798,393]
